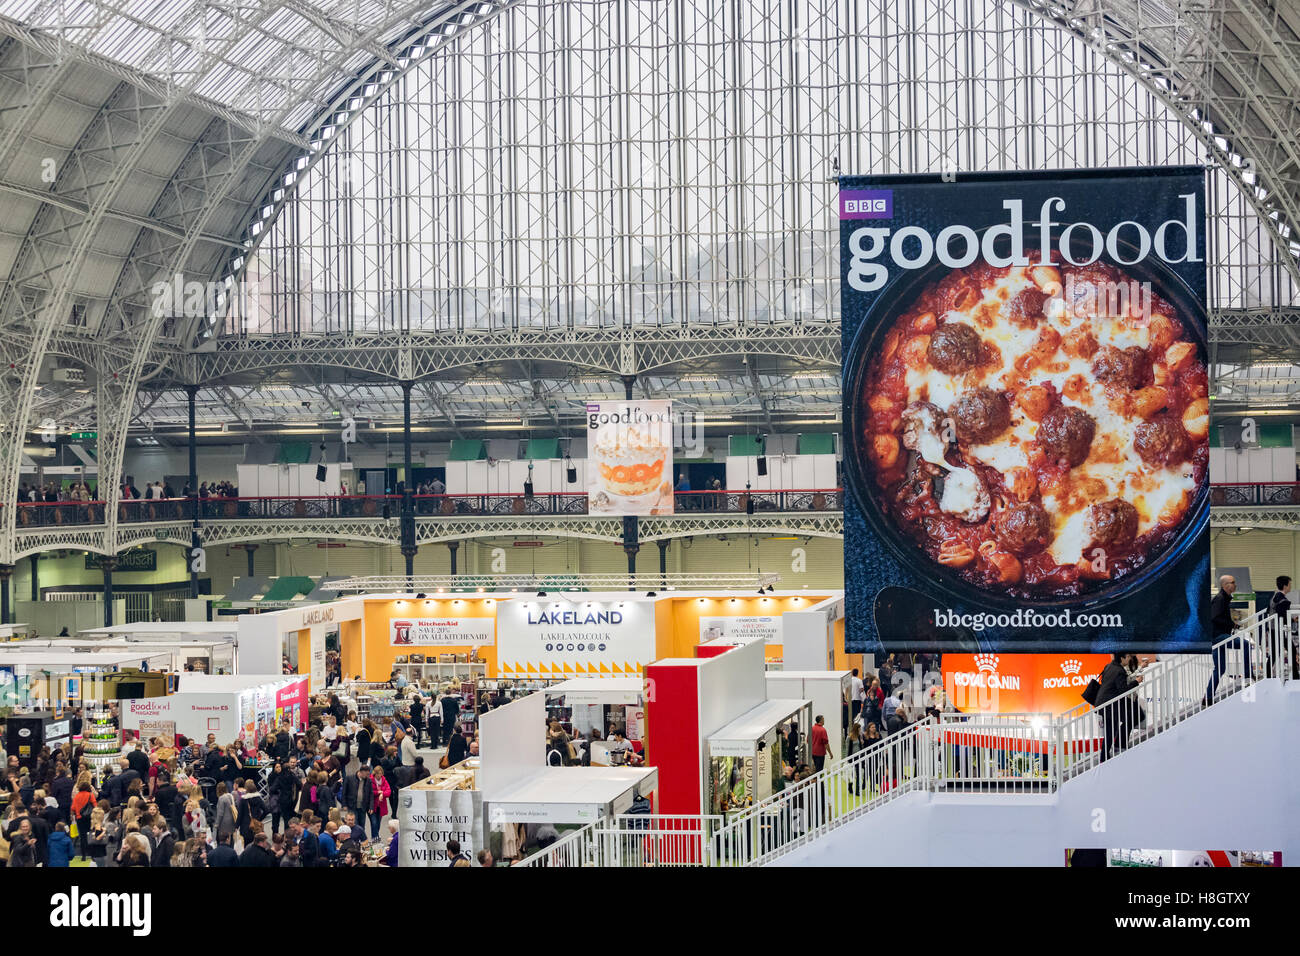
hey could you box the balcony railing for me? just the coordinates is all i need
[3,488,845,527]
[1209,481,1300,506]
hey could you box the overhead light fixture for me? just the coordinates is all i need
[646,590,657,597]
[415,593,426,599]
[537,589,547,597]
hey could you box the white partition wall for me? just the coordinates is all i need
[237,463,341,497]
[782,594,843,670]
[725,453,836,490]
[446,458,587,495]
[478,693,546,796]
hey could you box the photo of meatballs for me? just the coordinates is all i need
[856,257,1208,600]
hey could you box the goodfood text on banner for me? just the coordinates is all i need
[389,617,494,646]
[841,167,1209,653]
[585,399,675,515]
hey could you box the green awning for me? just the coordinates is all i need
[728,435,763,457]
[798,433,835,455]
[449,438,486,461]
[525,438,560,460]
[261,576,316,602]
[278,442,312,464]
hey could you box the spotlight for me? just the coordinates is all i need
[416,593,426,600]
[524,480,534,499]
[646,590,657,597]
[756,456,767,476]
[537,589,547,597]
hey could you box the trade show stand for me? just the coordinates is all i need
[645,640,772,816]
[124,673,309,746]
[543,677,645,764]
[235,590,850,687]
[393,693,658,866]
[707,697,810,814]
[764,670,851,760]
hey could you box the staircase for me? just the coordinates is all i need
[516,609,1297,867]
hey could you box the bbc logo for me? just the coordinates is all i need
[840,189,892,219]
[844,199,887,214]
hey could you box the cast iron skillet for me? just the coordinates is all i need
[842,232,1210,613]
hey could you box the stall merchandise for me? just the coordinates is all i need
[82,709,122,755]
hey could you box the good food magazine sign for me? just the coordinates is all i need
[841,167,1209,653]
[586,399,675,515]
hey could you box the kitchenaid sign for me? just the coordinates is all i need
[389,618,494,646]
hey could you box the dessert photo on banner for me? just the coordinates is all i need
[840,167,1210,654]
[585,399,675,515]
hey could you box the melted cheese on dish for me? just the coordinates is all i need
[900,266,1196,566]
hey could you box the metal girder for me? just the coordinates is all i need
[1016,0,1300,287]
[1210,506,1300,531]
[9,525,111,561]
[1209,307,1300,351]
[168,324,839,386]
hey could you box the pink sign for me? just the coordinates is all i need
[275,677,309,731]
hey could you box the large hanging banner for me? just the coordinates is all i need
[397,786,484,866]
[496,600,655,676]
[586,399,675,515]
[841,168,1209,652]
[389,618,495,646]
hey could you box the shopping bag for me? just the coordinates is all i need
[1080,679,1100,706]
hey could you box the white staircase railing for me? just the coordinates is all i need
[509,612,1296,867]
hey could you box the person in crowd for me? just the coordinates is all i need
[335,824,362,860]
[445,838,470,866]
[49,765,74,823]
[267,760,298,834]
[47,820,74,867]
[8,828,38,868]
[476,848,494,868]
[409,694,426,747]
[343,764,373,822]
[70,779,96,859]
[440,690,461,745]
[368,766,391,841]
[238,779,266,845]
[380,820,400,867]
[447,728,470,767]
[1268,575,1293,678]
[885,705,910,735]
[126,740,149,778]
[809,715,832,773]
[783,721,800,767]
[316,819,337,864]
[151,818,176,867]
[396,726,417,768]
[849,668,865,724]
[1205,574,1251,703]
[411,755,431,784]
[294,813,320,867]
[846,722,866,795]
[213,782,238,844]
[1096,653,1142,760]
[239,829,277,866]
[279,839,302,867]
[208,831,239,867]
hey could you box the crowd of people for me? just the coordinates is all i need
[0,690,480,868]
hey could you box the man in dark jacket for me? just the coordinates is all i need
[440,693,461,744]
[49,768,74,823]
[1268,575,1293,678]
[293,816,320,867]
[342,765,374,818]
[238,831,277,866]
[1205,574,1251,703]
[207,832,239,867]
[104,761,142,806]
[151,821,176,867]
[409,695,425,746]
[126,741,150,777]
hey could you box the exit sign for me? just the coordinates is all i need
[70,431,97,441]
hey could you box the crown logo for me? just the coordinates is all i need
[1061,659,1082,675]
[974,653,999,673]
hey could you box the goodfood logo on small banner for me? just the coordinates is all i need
[389,618,494,646]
